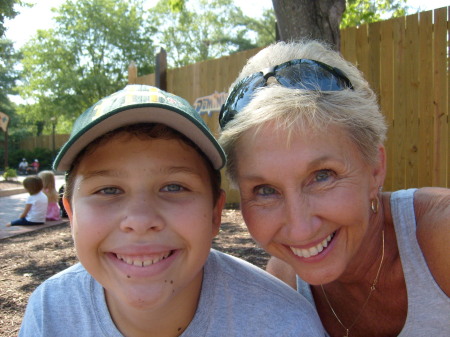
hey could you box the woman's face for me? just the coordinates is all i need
[235,122,385,285]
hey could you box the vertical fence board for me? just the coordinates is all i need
[405,14,420,187]
[392,16,407,190]
[341,26,357,64]
[418,10,434,187]
[447,7,450,187]
[433,8,449,186]
[356,24,370,77]
[368,22,381,97]
[380,19,395,191]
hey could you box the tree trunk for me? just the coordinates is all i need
[272,0,345,50]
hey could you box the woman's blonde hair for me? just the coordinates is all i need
[219,40,387,184]
[38,170,59,203]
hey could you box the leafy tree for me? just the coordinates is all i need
[341,0,408,28]
[17,0,156,132]
[0,39,20,115]
[0,0,31,37]
[148,0,275,67]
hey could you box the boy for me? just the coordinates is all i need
[19,85,324,337]
[6,176,48,227]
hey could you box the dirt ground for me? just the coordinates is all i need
[0,203,269,336]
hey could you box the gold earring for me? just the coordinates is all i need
[371,198,379,214]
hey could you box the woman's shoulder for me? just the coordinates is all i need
[413,187,450,296]
[414,187,450,226]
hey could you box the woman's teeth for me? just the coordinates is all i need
[290,232,335,258]
[116,251,171,267]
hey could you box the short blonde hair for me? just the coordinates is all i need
[219,40,387,184]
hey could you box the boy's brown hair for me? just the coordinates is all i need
[23,176,43,195]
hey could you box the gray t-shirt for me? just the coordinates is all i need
[19,249,325,337]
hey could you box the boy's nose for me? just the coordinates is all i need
[119,196,165,234]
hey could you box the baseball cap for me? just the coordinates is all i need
[53,85,226,171]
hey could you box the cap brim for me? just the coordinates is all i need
[54,106,225,171]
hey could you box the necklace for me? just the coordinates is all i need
[320,230,385,337]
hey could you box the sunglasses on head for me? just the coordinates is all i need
[219,58,354,129]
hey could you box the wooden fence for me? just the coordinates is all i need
[22,7,449,203]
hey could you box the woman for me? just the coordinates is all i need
[218,40,450,337]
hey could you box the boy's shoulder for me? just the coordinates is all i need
[207,249,300,300]
[204,249,318,310]
[187,250,324,336]
[30,263,93,300]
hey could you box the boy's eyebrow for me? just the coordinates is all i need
[80,166,204,180]
[160,166,204,178]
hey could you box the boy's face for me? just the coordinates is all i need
[63,133,224,313]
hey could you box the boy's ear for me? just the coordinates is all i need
[211,190,226,238]
[62,197,73,222]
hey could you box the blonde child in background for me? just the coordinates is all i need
[38,171,61,221]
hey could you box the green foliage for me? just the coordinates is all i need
[149,0,276,67]
[0,39,20,115]
[3,147,54,172]
[17,0,156,128]
[341,0,408,28]
[3,167,17,180]
[0,0,32,37]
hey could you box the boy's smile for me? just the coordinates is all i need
[64,133,224,316]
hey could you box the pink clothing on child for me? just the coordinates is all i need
[46,202,61,221]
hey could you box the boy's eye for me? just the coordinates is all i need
[314,169,333,182]
[98,187,121,195]
[255,185,277,196]
[161,184,185,192]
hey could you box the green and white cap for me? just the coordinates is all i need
[53,85,226,171]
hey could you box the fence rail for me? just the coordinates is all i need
[21,7,449,203]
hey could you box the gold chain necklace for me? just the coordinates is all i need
[320,230,385,337]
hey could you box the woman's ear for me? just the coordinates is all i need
[371,145,387,195]
[211,190,226,238]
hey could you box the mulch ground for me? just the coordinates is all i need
[0,207,269,336]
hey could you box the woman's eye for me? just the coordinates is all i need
[255,185,276,196]
[314,169,334,182]
[98,187,121,195]
[161,184,185,192]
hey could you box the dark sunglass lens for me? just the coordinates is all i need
[276,60,350,91]
[230,73,265,111]
[219,73,265,128]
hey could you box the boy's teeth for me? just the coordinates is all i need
[290,233,335,258]
[116,252,171,267]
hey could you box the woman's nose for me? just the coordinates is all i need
[282,193,321,241]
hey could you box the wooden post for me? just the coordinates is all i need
[155,48,167,90]
[3,130,8,169]
[128,61,138,84]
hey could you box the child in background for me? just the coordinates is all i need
[38,170,61,221]
[18,85,324,337]
[6,176,48,227]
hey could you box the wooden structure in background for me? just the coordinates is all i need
[22,7,449,204]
